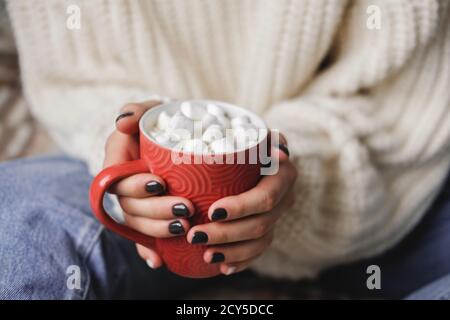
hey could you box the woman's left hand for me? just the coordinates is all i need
[187,133,298,275]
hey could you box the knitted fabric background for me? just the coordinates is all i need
[4,0,450,280]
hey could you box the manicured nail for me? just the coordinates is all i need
[146,259,154,269]
[145,180,164,195]
[115,111,134,123]
[277,143,290,157]
[191,231,208,244]
[210,252,225,264]
[169,220,185,235]
[211,208,227,221]
[225,266,236,276]
[172,203,190,217]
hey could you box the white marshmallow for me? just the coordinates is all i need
[149,102,263,154]
[233,124,259,150]
[154,132,171,146]
[231,115,250,128]
[232,124,259,141]
[179,139,209,154]
[150,130,178,149]
[202,124,224,144]
[210,137,235,154]
[201,113,219,129]
[216,115,231,128]
[180,101,205,121]
[207,103,225,117]
[157,111,172,130]
[167,111,194,140]
[168,129,192,141]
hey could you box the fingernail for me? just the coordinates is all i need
[172,203,190,217]
[211,208,227,221]
[169,220,185,235]
[145,180,164,195]
[191,231,208,244]
[115,111,134,123]
[277,143,290,157]
[210,252,225,264]
[225,266,236,276]
[146,259,155,269]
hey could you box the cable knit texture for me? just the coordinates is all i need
[6,0,450,279]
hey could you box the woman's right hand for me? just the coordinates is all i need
[103,100,194,269]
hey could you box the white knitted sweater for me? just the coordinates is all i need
[6,0,450,279]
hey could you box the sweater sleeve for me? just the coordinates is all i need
[251,0,450,279]
[22,84,168,176]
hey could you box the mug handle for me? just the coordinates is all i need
[89,159,155,248]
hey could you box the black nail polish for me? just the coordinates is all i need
[210,252,225,264]
[172,203,190,217]
[191,231,208,244]
[115,111,134,123]
[169,220,185,235]
[211,208,227,221]
[145,180,164,195]
[278,143,290,157]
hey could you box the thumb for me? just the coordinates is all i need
[115,100,163,135]
[270,130,290,163]
[136,243,164,269]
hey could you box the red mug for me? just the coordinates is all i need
[90,100,270,278]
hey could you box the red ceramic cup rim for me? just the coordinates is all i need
[139,99,268,155]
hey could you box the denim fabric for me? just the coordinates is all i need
[318,169,450,299]
[0,156,449,299]
[0,156,224,299]
[406,273,450,300]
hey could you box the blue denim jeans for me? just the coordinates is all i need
[0,156,228,299]
[0,156,449,299]
[319,168,450,299]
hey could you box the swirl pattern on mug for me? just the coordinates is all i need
[140,134,263,278]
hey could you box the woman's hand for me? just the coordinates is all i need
[105,101,298,275]
[186,133,298,275]
[104,101,194,269]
